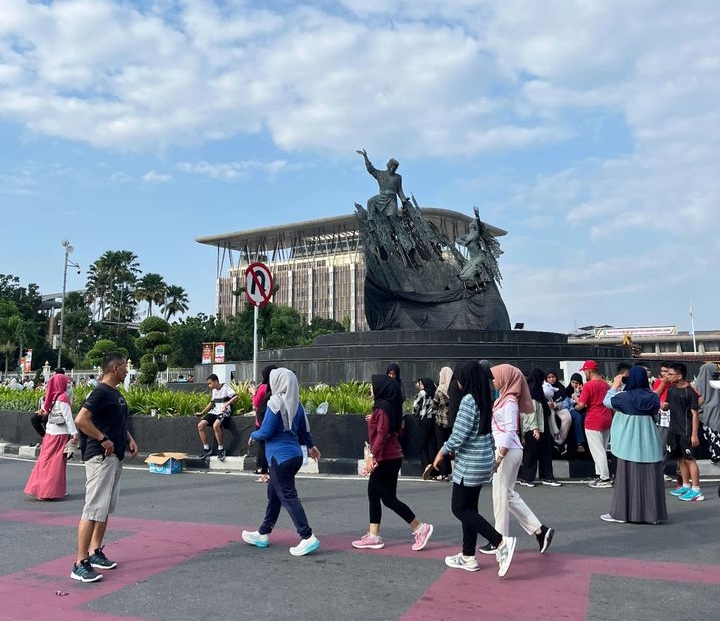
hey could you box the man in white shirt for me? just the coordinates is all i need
[195,374,238,461]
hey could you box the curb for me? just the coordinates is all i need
[3,442,719,480]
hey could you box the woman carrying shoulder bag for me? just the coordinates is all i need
[24,373,78,500]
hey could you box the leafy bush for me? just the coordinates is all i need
[139,316,170,333]
[0,381,376,418]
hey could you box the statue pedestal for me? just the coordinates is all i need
[233,329,629,389]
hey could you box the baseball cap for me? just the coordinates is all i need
[579,360,598,371]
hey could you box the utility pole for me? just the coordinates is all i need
[57,240,80,368]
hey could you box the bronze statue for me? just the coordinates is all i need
[356,149,411,218]
[354,152,510,331]
[455,206,503,288]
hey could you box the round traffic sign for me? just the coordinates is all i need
[244,262,274,307]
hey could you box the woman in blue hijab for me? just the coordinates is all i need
[600,365,666,524]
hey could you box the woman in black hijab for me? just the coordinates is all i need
[352,374,434,552]
[519,369,560,487]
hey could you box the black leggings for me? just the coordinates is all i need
[368,458,415,525]
[418,417,437,469]
[30,413,46,438]
[256,440,268,474]
[451,481,502,556]
[521,429,554,482]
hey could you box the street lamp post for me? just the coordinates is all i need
[57,240,80,368]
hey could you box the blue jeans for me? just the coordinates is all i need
[569,407,586,444]
[259,455,312,539]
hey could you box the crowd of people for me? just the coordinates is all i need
[13,354,719,585]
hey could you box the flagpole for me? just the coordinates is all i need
[689,300,697,353]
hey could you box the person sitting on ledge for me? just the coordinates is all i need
[195,374,237,461]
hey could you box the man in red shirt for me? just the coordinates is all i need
[575,361,613,488]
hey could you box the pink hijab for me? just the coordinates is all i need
[491,364,534,414]
[43,374,70,413]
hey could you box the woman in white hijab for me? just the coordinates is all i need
[242,368,322,556]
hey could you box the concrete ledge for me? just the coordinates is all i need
[208,455,246,471]
[18,445,39,458]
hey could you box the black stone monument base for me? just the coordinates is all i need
[225,329,630,390]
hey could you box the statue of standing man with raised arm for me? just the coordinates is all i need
[356,149,412,218]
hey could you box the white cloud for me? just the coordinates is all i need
[176,159,296,181]
[1,0,719,329]
[142,170,172,183]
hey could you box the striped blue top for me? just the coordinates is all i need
[441,394,495,486]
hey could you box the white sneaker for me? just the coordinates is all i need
[444,553,479,572]
[600,514,626,523]
[242,530,269,548]
[289,534,320,556]
[496,536,516,577]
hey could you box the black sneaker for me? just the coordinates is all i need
[478,542,498,555]
[70,558,103,583]
[537,525,555,554]
[217,448,226,462]
[89,546,117,569]
[197,447,212,459]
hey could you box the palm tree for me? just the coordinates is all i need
[85,250,141,321]
[163,285,190,320]
[134,273,167,318]
[0,313,20,375]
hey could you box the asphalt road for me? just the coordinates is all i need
[1,455,719,621]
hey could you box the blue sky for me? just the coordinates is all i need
[1,0,717,333]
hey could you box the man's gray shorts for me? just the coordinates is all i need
[81,454,123,522]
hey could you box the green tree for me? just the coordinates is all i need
[0,275,46,373]
[167,313,221,367]
[86,250,141,321]
[265,306,306,348]
[162,284,190,320]
[135,316,171,385]
[0,302,21,375]
[135,273,167,318]
[308,316,345,339]
[87,339,129,368]
[61,291,93,364]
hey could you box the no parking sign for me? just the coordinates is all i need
[244,262,273,307]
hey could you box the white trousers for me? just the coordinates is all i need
[555,409,572,443]
[492,448,542,536]
[586,428,610,480]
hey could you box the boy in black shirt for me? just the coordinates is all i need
[662,362,703,502]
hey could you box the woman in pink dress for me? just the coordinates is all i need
[24,373,77,500]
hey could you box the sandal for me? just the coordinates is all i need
[577,444,586,453]
[256,474,269,483]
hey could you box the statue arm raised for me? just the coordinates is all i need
[356,148,377,176]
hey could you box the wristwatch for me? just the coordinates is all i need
[99,435,110,443]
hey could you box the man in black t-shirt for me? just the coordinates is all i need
[662,362,703,503]
[71,352,138,583]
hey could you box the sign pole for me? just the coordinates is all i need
[244,261,274,384]
[253,305,259,382]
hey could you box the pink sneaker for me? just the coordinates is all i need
[411,523,434,551]
[352,533,384,549]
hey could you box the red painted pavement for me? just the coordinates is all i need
[2,510,719,621]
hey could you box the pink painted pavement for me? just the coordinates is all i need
[2,509,719,621]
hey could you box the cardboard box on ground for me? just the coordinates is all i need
[145,452,188,474]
